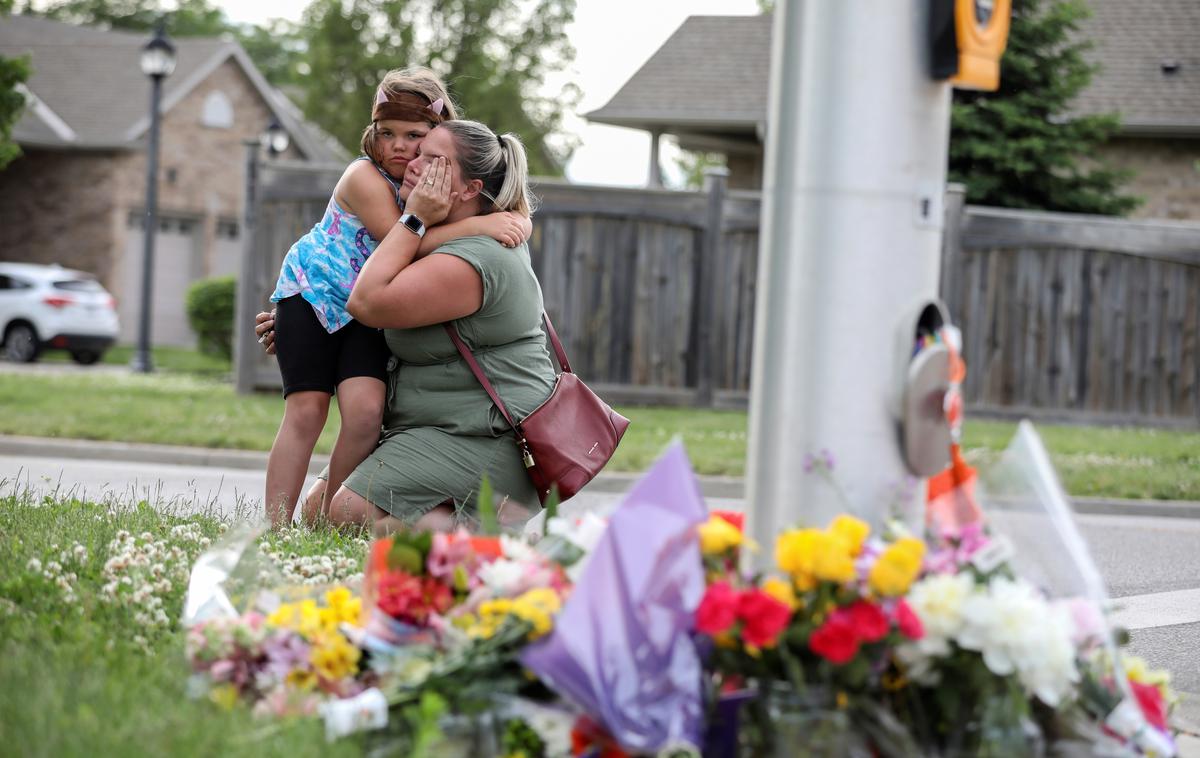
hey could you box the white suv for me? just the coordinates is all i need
[0,262,120,364]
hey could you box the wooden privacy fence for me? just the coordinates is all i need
[235,166,1200,427]
[941,193,1200,425]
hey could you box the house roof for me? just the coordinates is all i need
[0,15,348,164]
[585,15,771,134]
[587,3,1200,138]
[1071,0,1200,135]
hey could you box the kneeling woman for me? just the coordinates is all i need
[328,120,554,534]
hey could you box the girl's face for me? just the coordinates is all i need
[374,119,432,178]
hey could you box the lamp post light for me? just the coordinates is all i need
[233,117,290,394]
[131,22,176,373]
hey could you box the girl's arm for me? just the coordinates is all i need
[336,161,404,241]
[348,157,483,330]
[417,211,532,255]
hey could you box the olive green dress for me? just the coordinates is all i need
[342,235,555,523]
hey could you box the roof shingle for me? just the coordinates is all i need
[587,4,1200,137]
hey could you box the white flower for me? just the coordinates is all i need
[956,577,1080,706]
[500,534,538,563]
[547,512,608,555]
[320,688,389,741]
[25,558,42,573]
[478,558,527,595]
[905,572,975,655]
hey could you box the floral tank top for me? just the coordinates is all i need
[270,157,402,333]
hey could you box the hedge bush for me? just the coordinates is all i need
[185,276,236,360]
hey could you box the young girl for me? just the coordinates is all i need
[264,68,530,528]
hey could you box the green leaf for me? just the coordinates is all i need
[541,485,560,537]
[477,475,498,535]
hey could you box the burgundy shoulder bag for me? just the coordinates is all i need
[443,313,630,505]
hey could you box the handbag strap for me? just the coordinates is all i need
[442,311,574,435]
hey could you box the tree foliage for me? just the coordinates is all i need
[0,53,29,171]
[948,0,1140,215]
[293,0,578,175]
[20,0,579,176]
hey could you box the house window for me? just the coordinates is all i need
[201,90,234,129]
[216,219,240,240]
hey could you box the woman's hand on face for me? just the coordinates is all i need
[255,309,276,355]
[403,156,453,228]
[479,211,532,248]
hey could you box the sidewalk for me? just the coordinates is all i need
[3,434,1199,519]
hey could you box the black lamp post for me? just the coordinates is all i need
[131,22,176,373]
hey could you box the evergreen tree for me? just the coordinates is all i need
[949,0,1140,215]
[1,0,31,171]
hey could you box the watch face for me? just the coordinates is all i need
[403,214,424,234]
[974,0,994,25]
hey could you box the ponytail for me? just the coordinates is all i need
[440,120,537,217]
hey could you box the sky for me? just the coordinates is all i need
[205,0,763,187]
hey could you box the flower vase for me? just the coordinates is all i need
[765,689,871,758]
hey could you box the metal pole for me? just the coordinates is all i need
[233,140,260,394]
[131,72,164,373]
[746,0,952,547]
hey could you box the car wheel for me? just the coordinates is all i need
[71,350,102,365]
[3,323,40,363]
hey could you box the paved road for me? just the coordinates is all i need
[2,450,1198,740]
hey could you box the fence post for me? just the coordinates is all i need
[233,141,261,395]
[696,167,730,407]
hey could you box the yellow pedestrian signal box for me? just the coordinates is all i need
[930,0,1012,91]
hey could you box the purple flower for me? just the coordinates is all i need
[262,630,311,681]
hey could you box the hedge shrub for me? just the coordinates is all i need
[185,276,237,360]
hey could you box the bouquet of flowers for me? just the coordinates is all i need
[185,585,366,718]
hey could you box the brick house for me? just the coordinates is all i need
[588,1,1200,219]
[0,16,348,346]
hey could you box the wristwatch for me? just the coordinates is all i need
[398,212,426,238]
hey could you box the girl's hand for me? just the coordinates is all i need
[255,309,276,355]
[403,156,453,227]
[479,211,532,248]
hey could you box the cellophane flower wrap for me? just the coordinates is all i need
[521,441,709,755]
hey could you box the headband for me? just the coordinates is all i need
[373,89,446,125]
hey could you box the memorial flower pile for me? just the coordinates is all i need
[178,440,1180,756]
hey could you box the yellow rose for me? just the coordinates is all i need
[776,528,821,576]
[828,515,870,555]
[698,516,744,555]
[761,577,798,610]
[868,539,925,597]
[811,534,856,584]
[310,633,361,681]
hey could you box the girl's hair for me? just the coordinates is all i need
[440,120,536,217]
[360,68,458,164]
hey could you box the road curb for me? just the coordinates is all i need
[3,435,1198,518]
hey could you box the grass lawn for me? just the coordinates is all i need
[1,358,1198,500]
[0,489,369,757]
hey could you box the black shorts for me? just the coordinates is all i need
[273,295,391,397]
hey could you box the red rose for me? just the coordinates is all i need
[847,600,889,643]
[712,510,745,532]
[894,599,924,640]
[696,581,740,635]
[1130,680,1168,731]
[736,588,792,648]
[808,611,860,664]
[376,569,423,622]
[421,576,454,619]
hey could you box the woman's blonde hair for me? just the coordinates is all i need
[440,120,536,218]
[359,68,458,164]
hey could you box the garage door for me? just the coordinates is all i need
[120,215,200,347]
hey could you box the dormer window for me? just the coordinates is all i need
[201,90,234,128]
